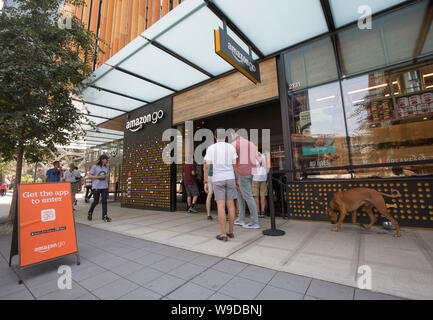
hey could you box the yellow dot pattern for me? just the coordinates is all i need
[287,180,433,227]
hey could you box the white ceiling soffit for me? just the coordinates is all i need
[80,0,409,130]
[329,0,408,28]
[211,0,329,56]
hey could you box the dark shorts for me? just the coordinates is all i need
[185,183,200,197]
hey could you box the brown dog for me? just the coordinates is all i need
[327,188,401,237]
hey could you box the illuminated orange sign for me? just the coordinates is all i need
[18,183,78,267]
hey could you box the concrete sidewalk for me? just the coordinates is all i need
[0,224,401,300]
[74,199,433,300]
[1,193,432,299]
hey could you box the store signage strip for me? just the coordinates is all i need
[214,27,261,85]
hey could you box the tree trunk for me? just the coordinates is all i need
[33,162,38,182]
[7,139,24,224]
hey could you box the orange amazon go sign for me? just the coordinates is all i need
[214,27,261,85]
[18,183,78,267]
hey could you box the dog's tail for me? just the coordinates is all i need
[379,188,401,198]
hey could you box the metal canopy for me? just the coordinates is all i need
[76,0,417,147]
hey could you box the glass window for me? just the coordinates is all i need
[342,62,433,176]
[289,81,350,173]
[284,37,339,91]
[337,0,431,77]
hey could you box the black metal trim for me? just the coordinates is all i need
[112,66,178,92]
[85,130,124,137]
[86,114,111,120]
[87,0,93,31]
[204,0,265,59]
[278,159,433,174]
[276,55,294,181]
[90,85,149,103]
[142,35,214,78]
[268,0,421,61]
[92,0,103,71]
[413,0,433,59]
[72,98,128,113]
[85,133,124,140]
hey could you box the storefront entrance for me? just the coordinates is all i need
[175,99,284,214]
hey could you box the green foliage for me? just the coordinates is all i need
[20,174,35,184]
[0,0,101,163]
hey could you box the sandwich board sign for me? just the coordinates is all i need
[214,27,261,85]
[9,182,79,274]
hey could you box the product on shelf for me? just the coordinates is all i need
[406,105,416,116]
[416,104,427,116]
[382,100,393,120]
[422,92,433,103]
[409,95,421,106]
[429,103,433,114]
[398,97,409,108]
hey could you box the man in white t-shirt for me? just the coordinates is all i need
[204,128,239,242]
[62,163,82,210]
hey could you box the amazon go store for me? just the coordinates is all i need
[118,0,433,228]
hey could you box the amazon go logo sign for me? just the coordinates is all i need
[41,209,56,222]
[126,109,164,133]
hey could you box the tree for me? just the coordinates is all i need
[0,0,102,223]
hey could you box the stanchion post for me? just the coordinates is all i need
[263,169,285,236]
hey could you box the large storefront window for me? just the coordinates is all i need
[343,63,433,177]
[337,0,432,77]
[284,37,339,91]
[289,82,350,173]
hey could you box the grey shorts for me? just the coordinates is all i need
[213,179,238,201]
[185,183,200,197]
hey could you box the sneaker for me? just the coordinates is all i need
[102,216,112,222]
[74,200,77,206]
[188,206,198,213]
[85,198,89,203]
[234,218,246,226]
[207,215,213,221]
[259,212,266,218]
[243,222,260,229]
[87,212,93,221]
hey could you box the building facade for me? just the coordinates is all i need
[77,0,433,228]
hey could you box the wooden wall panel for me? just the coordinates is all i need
[112,0,122,55]
[152,0,161,25]
[172,58,279,125]
[98,115,126,132]
[129,0,140,40]
[89,0,100,33]
[82,0,91,28]
[147,0,154,28]
[137,0,147,35]
[73,0,178,65]
[162,0,169,16]
[103,0,115,62]
[119,0,129,50]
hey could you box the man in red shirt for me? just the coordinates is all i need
[231,130,263,229]
[184,162,199,213]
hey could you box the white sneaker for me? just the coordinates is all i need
[234,218,246,226]
[243,222,260,229]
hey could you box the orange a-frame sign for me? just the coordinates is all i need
[18,183,79,268]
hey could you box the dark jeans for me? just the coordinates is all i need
[89,189,108,217]
[85,186,93,200]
